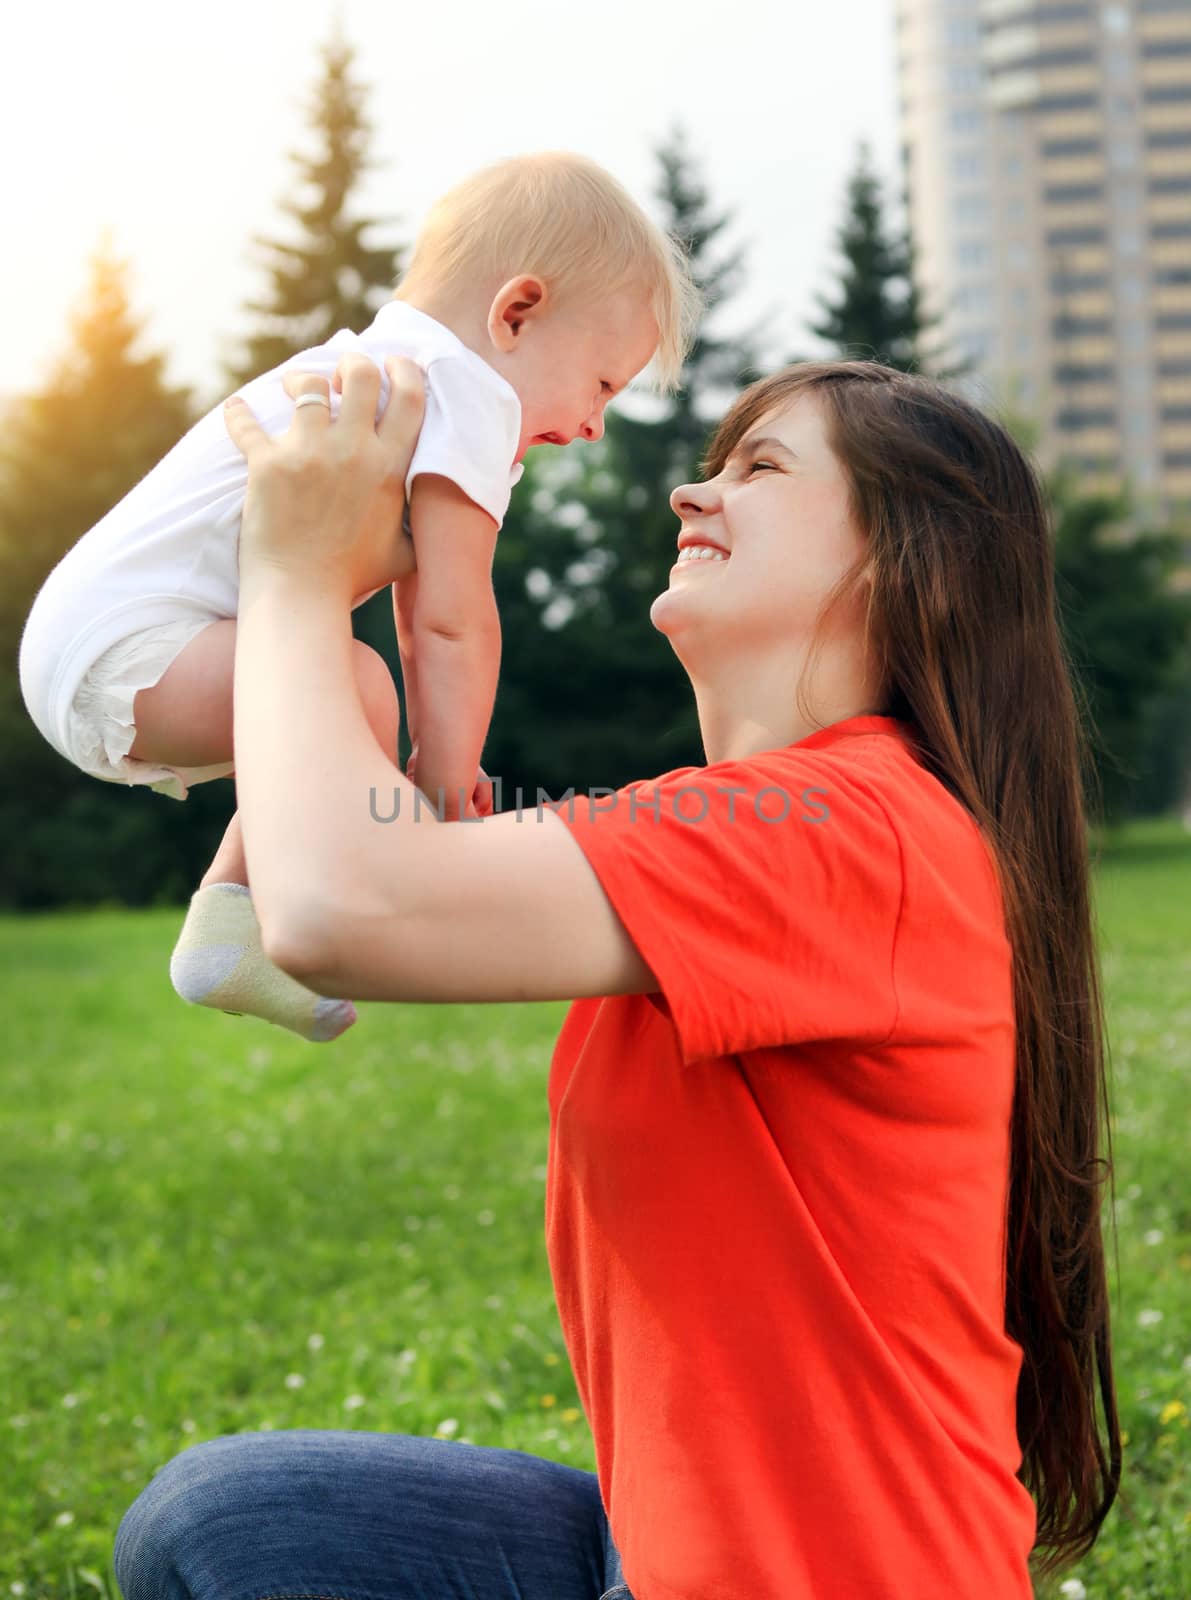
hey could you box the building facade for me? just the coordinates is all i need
[896,0,1191,524]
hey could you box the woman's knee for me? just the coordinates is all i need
[113,1434,242,1600]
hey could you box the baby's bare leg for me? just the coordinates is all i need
[197,640,402,888]
[157,623,403,1043]
[129,619,237,768]
[129,621,402,886]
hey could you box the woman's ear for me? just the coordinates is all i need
[487,276,548,350]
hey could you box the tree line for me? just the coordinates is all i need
[1,28,1188,909]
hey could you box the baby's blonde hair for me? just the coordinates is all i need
[396,151,702,395]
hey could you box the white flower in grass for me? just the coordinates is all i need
[1059,1580,1087,1599]
[1143,1229,1164,1246]
[1137,1308,1163,1328]
[12,1583,28,1595]
[8,1415,29,1429]
[54,1511,74,1528]
[284,1374,305,1390]
[476,1210,495,1226]
[484,1295,504,1310]
[307,1333,325,1352]
[181,1420,197,1433]
[434,1417,459,1438]
[343,1394,365,1411]
[61,1393,80,1409]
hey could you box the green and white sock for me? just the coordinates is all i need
[170,883,357,1043]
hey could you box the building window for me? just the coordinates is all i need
[1047,225,1108,246]
[1036,92,1099,112]
[1053,315,1114,338]
[1054,363,1116,382]
[1042,136,1101,158]
[957,239,987,268]
[1141,38,1191,58]
[954,192,988,222]
[1157,313,1191,332]
[949,63,984,93]
[1057,408,1119,429]
[1147,128,1191,153]
[1046,182,1107,204]
[1150,175,1191,195]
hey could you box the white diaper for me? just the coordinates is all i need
[65,619,236,802]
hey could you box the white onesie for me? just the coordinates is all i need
[18,302,523,799]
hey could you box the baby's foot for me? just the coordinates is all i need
[170,883,356,1043]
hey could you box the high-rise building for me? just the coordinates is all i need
[895,0,1191,523]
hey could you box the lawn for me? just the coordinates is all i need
[0,816,1188,1598]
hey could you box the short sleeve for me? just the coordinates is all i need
[554,747,903,1064]
[406,356,523,526]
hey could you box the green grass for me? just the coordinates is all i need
[1,817,1188,1598]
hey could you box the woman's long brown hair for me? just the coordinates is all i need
[701,361,1123,1581]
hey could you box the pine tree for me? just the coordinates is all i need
[0,230,194,645]
[1049,471,1191,824]
[809,140,958,376]
[222,21,407,387]
[486,125,763,794]
[0,232,208,908]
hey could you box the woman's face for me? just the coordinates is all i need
[650,392,871,666]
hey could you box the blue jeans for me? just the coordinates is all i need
[113,1429,634,1600]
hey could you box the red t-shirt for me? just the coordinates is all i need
[545,714,1037,1599]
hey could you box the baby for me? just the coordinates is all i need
[18,150,698,1042]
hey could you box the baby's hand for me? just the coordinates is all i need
[405,743,494,819]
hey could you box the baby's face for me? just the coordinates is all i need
[510,291,658,461]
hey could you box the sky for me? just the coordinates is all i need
[0,0,902,411]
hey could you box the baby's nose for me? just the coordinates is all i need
[581,411,606,443]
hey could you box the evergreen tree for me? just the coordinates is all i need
[0,231,194,628]
[486,125,763,794]
[222,21,407,387]
[1049,470,1191,824]
[809,140,958,377]
[0,233,215,908]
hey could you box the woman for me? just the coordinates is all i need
[112,353,1121,1598]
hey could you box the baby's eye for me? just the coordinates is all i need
[748,459,776,474]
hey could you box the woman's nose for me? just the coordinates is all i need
[669,479,719,518]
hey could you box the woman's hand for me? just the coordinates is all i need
[224,353,424,602]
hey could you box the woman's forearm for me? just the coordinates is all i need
[233,568,429,960]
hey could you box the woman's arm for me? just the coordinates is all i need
[227,356,657,1004]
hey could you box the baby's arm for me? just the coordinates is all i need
[403,473,501,821]
[392,571,420,753]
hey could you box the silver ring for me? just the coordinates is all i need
[294,393,332,411]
